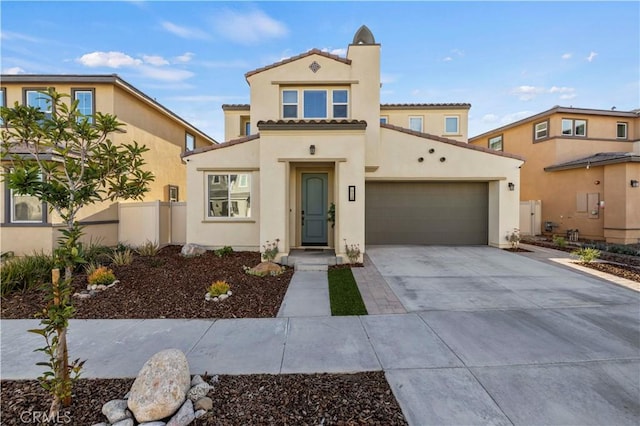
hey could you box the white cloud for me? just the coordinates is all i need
[511,85,545,101]
[380,73,398,85]
[212,9,288,44]
[501,111,534,125]
[174,52,195,63]
[586,51,598,62]
[442,56,453,62]
[3,66,26,74]
[200,59,249,69]
[0,30,41,43]
[143,55,169,66]
[549,86,577,100]
[321,47,347,56]
[77,51,142,68]
[482,114,499,123]
[161,21,209,40]
[168,95,244,103]
[561,53,572,60]
[138,66,194,82]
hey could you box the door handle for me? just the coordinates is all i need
[301,210,304,226]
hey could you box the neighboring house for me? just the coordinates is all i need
[1,74,216,255]
[469,106,640,244]
[183,26,523,262]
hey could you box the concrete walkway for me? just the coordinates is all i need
[277,271,330,317]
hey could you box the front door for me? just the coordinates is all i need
[301,173,328,246]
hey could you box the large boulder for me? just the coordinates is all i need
[127,349,191,423]
[248,261,283,276]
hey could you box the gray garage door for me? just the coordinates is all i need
[365,182,488,245]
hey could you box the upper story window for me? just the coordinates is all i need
[561,118,587,137]
[409,116,423,132]
[534,120,548,140]
[0,87,5,125]
[444,116,459,134]
[617,122,628,139]
[380,116,388,124]
[24,89,53,120]
[282,90,298,118]
[72,89,94,124]
[244,121,251,136]
[332,90,348,118]
[185,132,195,151]
[489,135,503,151]
[206,173,251,218]
[281,88,350,119]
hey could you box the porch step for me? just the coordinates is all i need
[294,262,329,272]
[282,249,341,270]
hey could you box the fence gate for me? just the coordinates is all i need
[519,200,542,236]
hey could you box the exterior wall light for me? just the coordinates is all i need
[309,145,316,155]
[631,180,639,188]
[348,185,356,201]
[508,182,515,191]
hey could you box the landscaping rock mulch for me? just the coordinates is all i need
[1,372,407,425]
[1,246,293,319]
[577,262,640,283]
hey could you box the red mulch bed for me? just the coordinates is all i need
[1,373,407,425]
[1,246,294,319]
[578,262,640,283]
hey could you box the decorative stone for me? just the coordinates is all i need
[112,419,134,426]
[89,290,97,297]
[123,391,130,399]
[91,423,109,426]
[194,409,207,419]
[191,375,205,386]
[205,293,211,301]
[127,349,191,423]
[210,375,219,385]
[248,261,283,276]
[139,422,166,426]
[227,290,233,296]
[108,280,120,288]
[166,400,195,426]
[74,292,91,299]
[213,297,219,302]
[219,294,228,301]
[102,399,130,423]
[187,382,211,402]
[181,243,206,257]
[194,396,213,411]
[96,284,107,291]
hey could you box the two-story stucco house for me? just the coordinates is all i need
[1,74,216,255]
[470,106,640,244]
[183,26,523,262]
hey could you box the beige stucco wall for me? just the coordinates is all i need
[604,163,640,244]
[185,139,261,250]
[223,108,251,141]
[381,108,469,142]
[370,128,522,248]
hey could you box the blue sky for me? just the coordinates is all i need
[2,1,639,141]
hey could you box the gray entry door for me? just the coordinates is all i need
[302,173,328,245]
[365,182,488,245]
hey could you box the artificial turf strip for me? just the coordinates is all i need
[328,267,368,316]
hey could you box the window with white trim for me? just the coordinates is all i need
[25,89,53,120]
[561,118,587,137]
[282,90,298,118]
[332,90,348,118]
[617,122,628,139]
[489,135,503,151]
[206,173,251,218]
[6,169,46,223]
[72,89,94,124]
[409,116,423,132]
[534,121,548,140]
[303,90,327,118]
[185,132,195,151]
[380,116,388,124]
[444,116,459,134]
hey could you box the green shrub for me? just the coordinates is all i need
[0,252,56,297]
[572,247,601,263]
[262,239,280,262]
[214,246,234,258]
[344,240,361,263]
[110,248,134,266]
[80,238,111,266]
[207,280,230,297]
[552,235,567,248]
[136,240,160,257]
[87,266,116,286]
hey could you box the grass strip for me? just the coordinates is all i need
[328,267,368,316]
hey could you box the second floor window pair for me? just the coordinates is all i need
[24,89,94,123]
[282,89,348,119]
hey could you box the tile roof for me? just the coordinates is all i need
[221,104,250,111]
[245,49,351,79]
[381,123,525,161]
[257,119,367,130]
[181,134,260,158]
[381,103,471,109]
[545,152,640,171]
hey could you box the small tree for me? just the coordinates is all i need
[1,88,154,416]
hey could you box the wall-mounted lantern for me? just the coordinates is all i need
[348,185,356,201]
[631,179,639,188]
[508,182,515,191]
[309,145,316,155]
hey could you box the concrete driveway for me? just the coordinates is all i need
[365,245,640,425]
